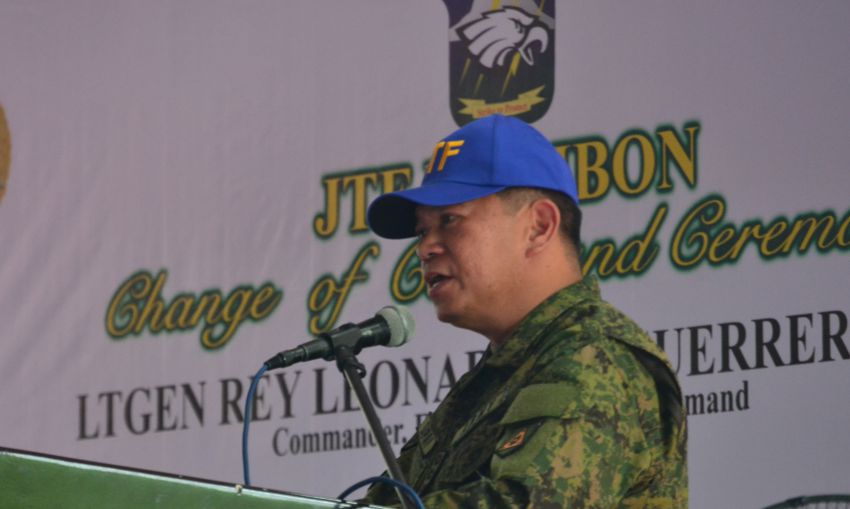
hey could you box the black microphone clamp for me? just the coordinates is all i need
[263,325,357,369]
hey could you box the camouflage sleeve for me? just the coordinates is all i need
[420,344,660,508]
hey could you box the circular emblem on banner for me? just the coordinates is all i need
[0,105,10,205]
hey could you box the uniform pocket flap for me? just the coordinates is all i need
[498,383,580,425]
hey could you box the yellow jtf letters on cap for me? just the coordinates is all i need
[425,139,465,174]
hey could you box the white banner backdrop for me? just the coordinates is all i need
[1,2,848,508]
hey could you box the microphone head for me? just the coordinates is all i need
[376,305,415,347]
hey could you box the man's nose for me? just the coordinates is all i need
[416,230,443,261]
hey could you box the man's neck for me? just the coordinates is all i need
[484,270,582,346]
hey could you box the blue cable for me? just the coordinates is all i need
[242,364,268,486]
[338,476,425,509]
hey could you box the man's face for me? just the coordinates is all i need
[414,194,529,338]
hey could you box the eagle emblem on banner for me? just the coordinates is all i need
[443,0,555,126]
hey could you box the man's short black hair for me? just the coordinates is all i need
[497,187,582,254]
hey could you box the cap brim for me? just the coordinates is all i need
[367,181,506,239]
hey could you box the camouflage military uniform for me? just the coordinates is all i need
[365,277,688,508]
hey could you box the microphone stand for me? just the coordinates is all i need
[333,329,414,509]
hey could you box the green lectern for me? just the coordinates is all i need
[0,447,378,509]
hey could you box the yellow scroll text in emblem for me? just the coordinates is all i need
[458,86,545,119]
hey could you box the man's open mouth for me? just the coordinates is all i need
[426,273,450,290]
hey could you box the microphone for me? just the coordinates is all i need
[263,306,415,370]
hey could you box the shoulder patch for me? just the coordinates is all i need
[499,383,579,425]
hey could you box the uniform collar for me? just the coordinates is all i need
[485,277,600,368]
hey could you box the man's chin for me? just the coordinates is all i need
[433,305,462,326]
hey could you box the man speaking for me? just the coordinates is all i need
[364,115,687,508]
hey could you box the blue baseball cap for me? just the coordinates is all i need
[367,114,579,239]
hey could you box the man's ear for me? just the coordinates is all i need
[526,198,561,255]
